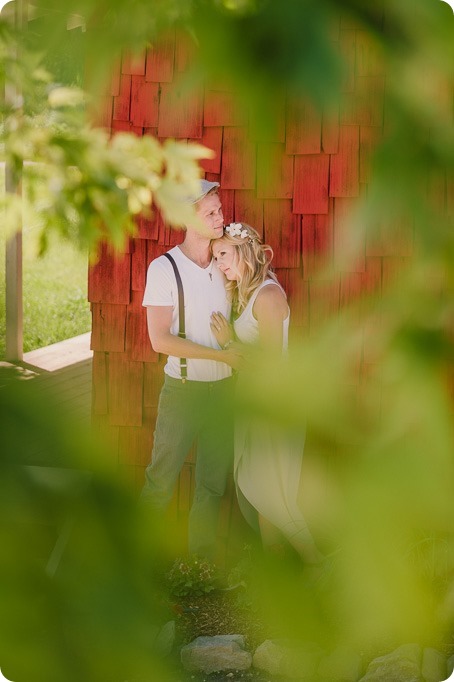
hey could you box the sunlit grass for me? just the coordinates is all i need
[0,166,91,358]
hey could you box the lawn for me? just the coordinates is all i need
[0,171,91,357]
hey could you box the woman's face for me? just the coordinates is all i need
[212,241,242,281]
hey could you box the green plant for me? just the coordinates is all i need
[166,555,222,598]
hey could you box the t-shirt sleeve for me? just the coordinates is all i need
[142,257,175,307]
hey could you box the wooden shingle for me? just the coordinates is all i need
[341,76,385,128]
[146,30,175,83]
[111,120,143,136]
[293,154,330,214]
[329,125,360,197]
[197,127,223,174]
[122,50,146,76]
[362,256,382,298]
[92,351,108,415]
[157,83,203,138]
[234,190,264,236]
[131,238,147,291]
[365,213,414,258]
[108,355,144,427]
[249,102,286,143]
[110,59,121,96]
[338,29,356,93]
[356,31,385,77]
[112,74,132,122]
[359,126,382,184]
[91,96,113,130]
[333,197,365,272]
[204,90,246,127]
[256,143,293,199]
[88,244,131,304]
[309,278,340,331]
[130,76,159,128]
[91,303,127,352]
[126,291,157,363]
[175,31,197,74]
[220,127,256,190]
[136,214,159,241]
[286,98,322,155]
[322,104,340,154]
[263,199,301,268]
[217,187,235,225]
[143,362,164,409]
[278,267,308,330]
[302,206,334,280]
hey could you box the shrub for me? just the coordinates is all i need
[166,555,221,598]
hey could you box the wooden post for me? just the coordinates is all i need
[4,0,25,362]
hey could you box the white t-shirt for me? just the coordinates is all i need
[142,246,232,382]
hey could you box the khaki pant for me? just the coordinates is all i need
[140,374,235,559]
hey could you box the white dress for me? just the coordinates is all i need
[233,279,315,553]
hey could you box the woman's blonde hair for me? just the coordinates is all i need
[211,223,278,315]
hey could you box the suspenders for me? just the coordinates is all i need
[163,253,188,382]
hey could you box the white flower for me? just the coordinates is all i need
[226,222,249,239]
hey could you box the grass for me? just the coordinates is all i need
[0,169,91,358]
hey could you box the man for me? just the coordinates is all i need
[141,179,240,559]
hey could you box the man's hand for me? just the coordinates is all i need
[218,344,245,370]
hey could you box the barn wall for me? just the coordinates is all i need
[88,19,416,560]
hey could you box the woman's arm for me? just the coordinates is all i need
[253,284,289,353]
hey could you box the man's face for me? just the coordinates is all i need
[195,192,224,238]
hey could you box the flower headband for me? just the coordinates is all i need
[225,223,249,239]
[224,223,260,246]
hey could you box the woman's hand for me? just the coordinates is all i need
[210,311,234,349]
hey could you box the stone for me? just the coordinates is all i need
[153,620,175,656]
[358,643,423,682]
[317,646,362,682]
[180,635,252,674]
[253,639,323,679]
[421,647,446,682]
[447,655,454,677]
[394,643,423,666]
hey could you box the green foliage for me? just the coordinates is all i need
[0,19,213,253]
[166,555,221,597]
[1,83,212,252]
[0,0,454,677]
[0,368,176,682]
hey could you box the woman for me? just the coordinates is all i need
[210,222,321,563]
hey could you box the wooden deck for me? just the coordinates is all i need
[27,357,93,426]
[2,334,93,465]
[19,333,93,426]
[23,332,93,372]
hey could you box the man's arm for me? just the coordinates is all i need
[146,306,242,368]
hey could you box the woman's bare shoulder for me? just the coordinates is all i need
[253,282,288,318]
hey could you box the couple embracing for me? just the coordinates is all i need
[141,180,320,565]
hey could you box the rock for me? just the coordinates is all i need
[447,655,454,677]
[394,643,423,666]
[153,620,175,656]
[253,639,323,679]
[421,647,446,682]
[358,643,423,682]
[180,635,252,674]
[317,646,362,682]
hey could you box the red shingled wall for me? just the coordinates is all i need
[88,21,416,559]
